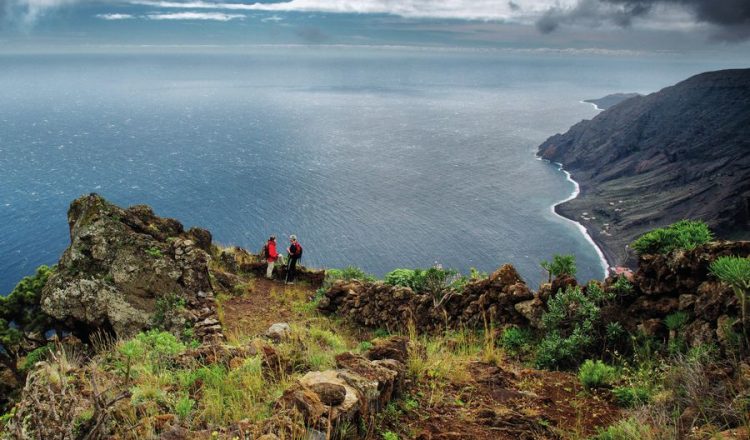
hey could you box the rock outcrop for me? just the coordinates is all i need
[538,69,750,266]
[41,194,222,341]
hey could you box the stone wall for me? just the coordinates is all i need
[318,264,544,332]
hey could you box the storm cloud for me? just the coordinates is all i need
[536,0,750,40]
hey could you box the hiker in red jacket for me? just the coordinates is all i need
[265,235,279,279]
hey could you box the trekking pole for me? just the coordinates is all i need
[285,254,292,284]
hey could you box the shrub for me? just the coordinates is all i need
[586,281,615,305]
[174,394,195,421]
[385,266,464,307]
[710,256,750,338]
[612,385,651,407]
[152,292,186,329]
[664,311,689,331]
[610,276,634,297]
[631,220,713,255]
[325,266,376,286]
[578,359,617,390]
[384,269,424,291]
[382,432,399,440]
[536,286,600,369]
[21,345,52,372]
[0,265,56,378]
[540,254,577,282]
[500,326,533,356]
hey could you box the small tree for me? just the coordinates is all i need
[540,254,577,283]
[710,256,750,343]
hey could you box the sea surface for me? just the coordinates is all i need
[0,47,738,293]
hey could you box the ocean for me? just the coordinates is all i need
[0,47,737,293]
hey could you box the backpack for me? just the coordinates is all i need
[291,242,303,259]
[261,243,269,259]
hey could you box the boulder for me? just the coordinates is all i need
[366,336,409,363]
[41,194,220,340]
[265,323,292,343]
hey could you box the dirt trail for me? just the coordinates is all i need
[220,277,316,338]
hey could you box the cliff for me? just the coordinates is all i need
[538,69,750,266]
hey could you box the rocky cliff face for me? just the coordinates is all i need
[41,194,222,341]
[538,69,750,266]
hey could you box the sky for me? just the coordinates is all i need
[0,0,749,56]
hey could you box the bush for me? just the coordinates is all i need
[21,345,52,372]
[710,256,750,336]
[540,254,577,282]
[610,276,634,297]
[536,286,600,369]
[578,359,617,390]
[664,311,689,331]
[0,265,56,376]
[612,385,651,407]
[384,269,424,291]
[325,266,376,286]
[500,326,533,356]
[631,220,713,255]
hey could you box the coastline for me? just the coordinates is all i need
[536,155,610,279]
[579,100,604,112]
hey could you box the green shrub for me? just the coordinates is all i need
[578,359,617,390]
[382,431,399,440]
[145,247,163,258]
[605,322,626,344]
[610,276,634,297]
[385,266,465,307]
[0,265,56,377]
[384,269,425,291]
[540,254,577,282]
[592,417,654,440]
[174,394,195,421]
[612,385,651,407]
[152,293,186,329]
[21,345,52,372]
[710,256,750,338]
[325,266,376,285]
[536,286,600,369]
[664,311,689,331]
[500,326,533,356]
[631,220,713,255]
[586,281,615,305]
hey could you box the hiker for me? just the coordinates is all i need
[264,235,279,279]
[286,234,303,284]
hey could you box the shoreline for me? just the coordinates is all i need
[536,155,610,279]
[579,100,604,111]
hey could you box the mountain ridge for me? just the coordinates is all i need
[538,68,750,266]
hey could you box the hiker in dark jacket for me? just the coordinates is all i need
[265,235,279,279]
[286,234,302,284]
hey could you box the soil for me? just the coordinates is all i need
[220,277,315,338]
[393,362,620,440]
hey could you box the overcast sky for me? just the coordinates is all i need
[1,0,749,56]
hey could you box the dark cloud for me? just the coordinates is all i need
[508,1,520,12]
[536,0,750,41]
